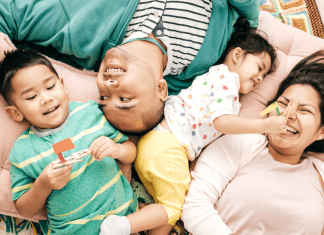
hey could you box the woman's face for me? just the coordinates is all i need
[268,84,323,155]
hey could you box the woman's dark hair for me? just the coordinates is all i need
[218,17,277,75]
[0,49,58,104]
[271,50,324,153]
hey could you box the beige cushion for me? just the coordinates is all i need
[0,11,323,222]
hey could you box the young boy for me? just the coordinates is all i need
[99,19,287,235]
[0,49,138,234]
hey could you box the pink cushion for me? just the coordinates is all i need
[0,11,324,222]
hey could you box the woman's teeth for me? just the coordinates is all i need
[106,68,125,73]
[286,126,298,134]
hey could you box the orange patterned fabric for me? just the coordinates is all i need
[259,0,324,38]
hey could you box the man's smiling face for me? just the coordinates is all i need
[97,46,165,134]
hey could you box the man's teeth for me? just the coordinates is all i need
[106,68,124,73]
[286,126,298,134]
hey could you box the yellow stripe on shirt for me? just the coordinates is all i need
[16,130,35,141]
[112,132,123,143]
[12,115,106,169]
[64,198,134,225]
[11,148,54,169]
[69,157,96,181]
[70,116,106,143]
[11,183,34,193]
[53,171,123,217]
[69,103,90,117]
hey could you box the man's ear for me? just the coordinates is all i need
[232,47,243,64]
[157,79,168,102]
[5,106,24,122]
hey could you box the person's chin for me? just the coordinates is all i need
[240,86,252,95]
[269,132,299,147]
[44,109,67,128]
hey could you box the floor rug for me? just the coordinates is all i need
[259,0,324,38]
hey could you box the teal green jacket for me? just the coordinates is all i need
[0,0,259,95]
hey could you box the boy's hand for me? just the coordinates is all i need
[38,162,72,191]
[89,136,120,161]
[263,116,288,133]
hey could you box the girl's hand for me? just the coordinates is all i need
[38,162,72,191]
[264,116,288,133]
[89,136,120,161]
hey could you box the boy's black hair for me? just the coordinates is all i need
[218,17,277,74]
[0,49,58,104]
[270,50,324,153]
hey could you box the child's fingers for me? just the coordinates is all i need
[93,145,112,161]
[89,137,107,158]
[53,168,73,189]
[88,136,104,151]
[283,102,292,118]
[281,125,288,133]
[52,159,83,169]
[91,138,115,160]
[286,102,297,119]
[96,148,114,161]
[51,163,72,173]
[89,142,102,158]
[88,138,98,153]
[52,162,64,169]
[52,155,76,167]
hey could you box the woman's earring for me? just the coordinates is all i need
[320,136,323,139]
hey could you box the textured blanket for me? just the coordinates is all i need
[259,0,324,38]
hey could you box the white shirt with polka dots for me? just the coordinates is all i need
[164,64,241,161]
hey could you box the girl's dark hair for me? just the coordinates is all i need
[0,49,58,104]
[271,50,324,153]
[218,17,277,75]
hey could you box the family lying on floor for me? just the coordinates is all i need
[0,0,324,234]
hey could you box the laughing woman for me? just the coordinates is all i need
[181,50,324,235]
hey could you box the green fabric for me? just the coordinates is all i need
[122,37,167,55]
[0,0,258,94]
[13,40,82,69]
[0,0,139,70]
[9,101,137,234]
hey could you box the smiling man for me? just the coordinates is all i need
[96,40,168,135]
[0,0,260,131]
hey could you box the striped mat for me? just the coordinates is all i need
[259,0,324,38]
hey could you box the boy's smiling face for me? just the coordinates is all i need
[6,65,69,129]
